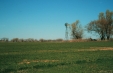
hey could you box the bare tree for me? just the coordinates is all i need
[56,38,63,41]
[1,38,9,42]
[39,38,44,42]
[25,38,35,42]
[19,39,24,42]
[105,10,113,40]
[87,10,113,40]
[71,20,83,39]
[11,38,19,42]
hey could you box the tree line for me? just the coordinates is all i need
[0,38,64,42]
[66,10,113,40]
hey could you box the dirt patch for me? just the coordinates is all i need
[98,70,112,73]
[38,50,68,53]
[74,47,113,52]
[18,59,59,65]
[90,47,113,51]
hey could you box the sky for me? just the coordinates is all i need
[0,0,113,40]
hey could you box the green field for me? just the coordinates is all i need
[0,41,113,73]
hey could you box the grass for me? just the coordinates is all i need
[0,41,113,73]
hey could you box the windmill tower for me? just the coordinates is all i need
[65,23,70,40]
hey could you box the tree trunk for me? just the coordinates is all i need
[107,36,110,40]
[101,35,105,40]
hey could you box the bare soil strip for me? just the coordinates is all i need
[38,47,113,52]
[18,59,59,65]
[90,47,113,51]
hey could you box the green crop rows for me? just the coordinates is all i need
[0,41,113,73]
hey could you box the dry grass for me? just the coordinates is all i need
[39,47,113,52]
[90,47,113,51]
[18,59,59,65]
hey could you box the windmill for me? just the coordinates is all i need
[65,23,70,40]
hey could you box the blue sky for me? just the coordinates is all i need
[0,0,113,40]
